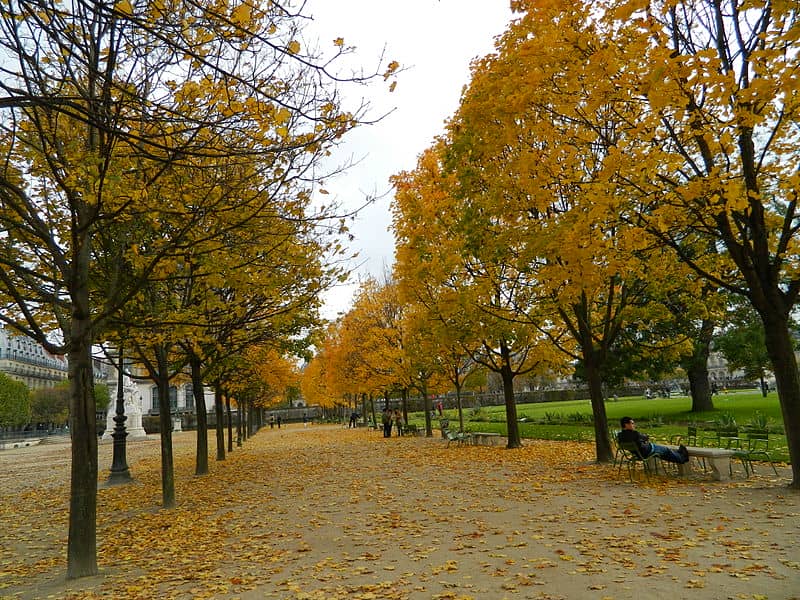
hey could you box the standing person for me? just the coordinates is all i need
[276,415,281,429]
[437,401,443,416]
[303,413,308,428]
[617,417,689,463]
[394,410,403,437]
[381,408,392,438]
[269,414,275,429]
[349,411,358,428]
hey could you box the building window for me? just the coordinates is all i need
[184,384,194,409]
[151,386,178,411]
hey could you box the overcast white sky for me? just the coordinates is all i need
[302,1,514,319]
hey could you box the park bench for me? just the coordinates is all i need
[470,432,501,446]
[667,445,737,481]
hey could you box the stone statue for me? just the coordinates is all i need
[102,369,147,440]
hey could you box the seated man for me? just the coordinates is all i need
[617,416,689,463]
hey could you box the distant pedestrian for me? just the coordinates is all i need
[437,401,443,416]
[381,408,392,438]
[303,413,308,428]
[276,415,282,429]
[269,414,275,429]
[349,411,358,428]
[394,410,403,436]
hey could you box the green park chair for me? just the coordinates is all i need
[733,431,779,477]
[670,425,698,446]
[617,441,665,482]
[445,429,470,447]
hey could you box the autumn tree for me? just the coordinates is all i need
[512,0,800,485]
[393,147,485,434]
[392,143,563,448]
[476,0,800,482]
[0,0,393,576]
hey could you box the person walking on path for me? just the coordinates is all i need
[394,410,403,437]
[617,416,689,463]
[381,408,392,438]
[349,411,358,428]
[276,415,281,429]
[303,413,308,428]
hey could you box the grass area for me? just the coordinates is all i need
[408,389,791,463]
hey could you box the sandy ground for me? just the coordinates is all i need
[0,424,798,600]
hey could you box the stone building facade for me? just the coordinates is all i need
[0,324,108,390]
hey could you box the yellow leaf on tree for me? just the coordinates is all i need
[116,0,133,16]
[231,3,252,26]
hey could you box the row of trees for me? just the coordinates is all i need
[0,0,391,580]
[305,0,800,489]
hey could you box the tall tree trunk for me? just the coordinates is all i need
[583,348,612,463]
[66,311,98,578]
[189,353,208,476]
[500,342,521,449]
[156,346,176,508]
[686,319,715,412]
[760,312,800,488]
[214,384,225,461]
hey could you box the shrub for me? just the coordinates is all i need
[713,412,737,429]
[746,411,769,431]
[543,411,560,424]
[566,411,590,424]
[469,407,489,422]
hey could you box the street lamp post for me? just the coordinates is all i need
[106,347,132,485]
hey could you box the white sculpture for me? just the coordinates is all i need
[102,369,148,440]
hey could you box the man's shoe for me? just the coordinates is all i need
[678,444,689,461]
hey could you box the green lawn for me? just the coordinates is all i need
[408,389,791,463]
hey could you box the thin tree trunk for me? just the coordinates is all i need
[66,317,98,578]
[500,342,521,448]
[236,400,243,447]
[156,346,176,508]
[214,384,225,461]
[189,353,208,476]
[226,394,233,453]
[455,378,464,433]
[500,364,521,448]
[369,394,376,428]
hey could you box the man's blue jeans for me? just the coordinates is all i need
[649,443,687,463]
